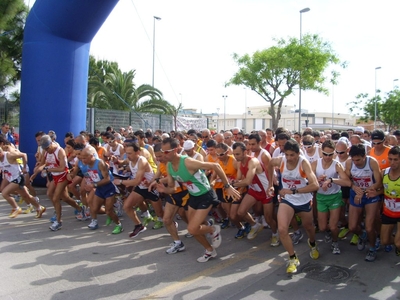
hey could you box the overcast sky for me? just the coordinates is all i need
[27,0,400,116]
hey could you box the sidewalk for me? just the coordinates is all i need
[0,192,399,300]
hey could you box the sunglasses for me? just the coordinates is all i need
[202,135,209,138]
[108,140,115,144]
[372,140,384,145]
[322,151,335,157]
[161,148,175,154]
[217,151,228,157]
[335,150,346,155]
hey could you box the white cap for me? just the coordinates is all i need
[183,140,195,150]
[354,126,364,134]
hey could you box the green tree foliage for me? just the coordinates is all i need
[228,34,344,130]
[88,56,173,114]
[0,0,27,97]
[348,90,400,131]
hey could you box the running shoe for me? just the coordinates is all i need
[324,231,332,243]
[129,224,146,238]
[271,234,280,247]
[36,206,46,219]
[166,242,185,254]
[143,216,154,227]
[50,212,57,223]
[384,245,393,252]
[152,220,164,230]
[211,225,222,248]
[308,239,319,259]
[88,219,99,230]
[291,230,304,245]
[105,216,113,226]
[76,206,88,221]
[23,205,35,214]
[235,227,245,239]
[244,222,251,235]
[112,223,123,234]
[16,195,24,205]
[9,207,22,218]
[331,241,341,255]
[197,249,217,263]
[365,248,377,262]
[49,221,62,231]
[247,222,262,240]
[338,227,350,239]
[295,214,302,225]
[221,218,230,229]
[375,237,381,251]
[261,216,270,228]
[286,257,300,274]
[396,248,400,256]
[357,231,367,251]
[350,234,359,245]
[211,211,222,223]
[185,232,193,238]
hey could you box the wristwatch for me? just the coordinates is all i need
[290,187,297,194]
[94,183,98,188]
[224,183,231,189]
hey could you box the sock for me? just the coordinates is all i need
[143,211,151,218]
[309,240,316,247]
[158,217,163,222]
[290,253,297,259]
[174,240,181,244]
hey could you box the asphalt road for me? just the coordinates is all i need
[1,191,399,300]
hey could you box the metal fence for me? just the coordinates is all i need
[86,108,174,132]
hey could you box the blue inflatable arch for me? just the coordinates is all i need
[19,0,119,171]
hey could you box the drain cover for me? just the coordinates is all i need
[300,263,355,284]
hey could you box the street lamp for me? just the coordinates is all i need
[293,104,296,132]
[152,16,161,87]
[374,66,381,130]
[244,88,247,133]
[216,108,220,132]
[222,95,228,131]
[298,7,310,133]
[394,79,399,89]
[332,84,334,131]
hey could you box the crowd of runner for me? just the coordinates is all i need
[0,122,399,273]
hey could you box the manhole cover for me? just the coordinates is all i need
[300,263,355,284]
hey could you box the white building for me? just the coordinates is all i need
[212,105,357,133]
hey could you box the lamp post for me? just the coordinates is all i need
[394,79,399,90]
[222,95,228,131]
[216,108,220,132]
[332,84,334,131]
[244,88,247,133]
[293,104,296,132]
[374,66,381,130]
[152,16,161,87]
[298,7,310,133]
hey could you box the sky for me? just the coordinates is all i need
[26,0,400,116]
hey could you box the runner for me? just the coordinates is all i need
[268,139,320,274]
[154,138,241,262]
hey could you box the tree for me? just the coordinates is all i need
[228,34,344,130]
[88,56,171,113]
[347,90,400,131]
[163,102,184,131]
[0,0,27,100]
